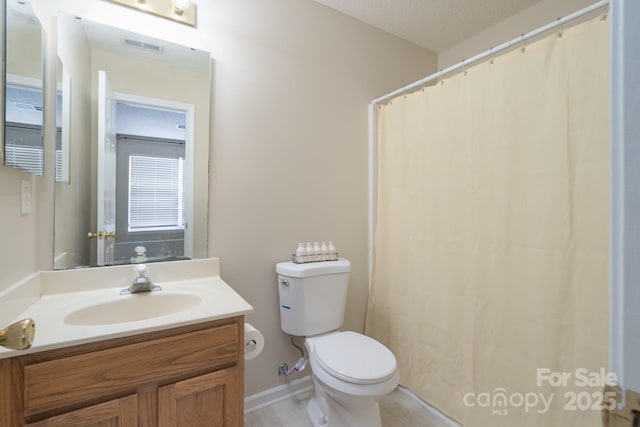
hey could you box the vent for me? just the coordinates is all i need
[122,38,164,54]
[176,124,186,130]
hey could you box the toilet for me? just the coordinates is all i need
[276,259,399,427]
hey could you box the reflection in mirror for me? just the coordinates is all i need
[56,58,71,183]
[4,0,44,175]
[54,13,211,270]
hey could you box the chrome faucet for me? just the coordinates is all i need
[121,264,161,295]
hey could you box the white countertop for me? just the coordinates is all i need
[0,258,253,359]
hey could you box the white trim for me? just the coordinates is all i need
[243,380,461,427]
[368,103,377,285]
[610,0,640,394]
[113,91,195,259]
[183,100,195,259]
[609,0,624,392]
[58,68,71,183]
[244,376,313,414]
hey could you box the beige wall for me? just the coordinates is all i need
[205,1,436,396]
[1,0,437,397]
[0,168,39,288]
[438,0,596,69]
[0,10,52,291]
[1,3,46,282]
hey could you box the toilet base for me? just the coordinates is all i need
[307,397,328,427]
[306,385,383,427]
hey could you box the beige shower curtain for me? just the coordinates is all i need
[366,17,609,427]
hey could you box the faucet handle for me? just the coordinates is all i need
[134,264,151,284]
[0,318,35,350]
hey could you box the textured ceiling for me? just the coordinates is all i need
[311,0,541,52]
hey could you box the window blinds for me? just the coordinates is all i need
[4,144,44,176]
[128,155,184,231]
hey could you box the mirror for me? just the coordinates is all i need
[56,57,71,183]
[53,13,210,269]
[4,0,44,175]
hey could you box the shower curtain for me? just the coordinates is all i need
[366,17,609,427]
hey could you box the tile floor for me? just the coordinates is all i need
[244,387,456,427]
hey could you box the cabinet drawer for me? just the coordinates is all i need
[23,323,238,416]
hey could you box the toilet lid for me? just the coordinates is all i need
[313,332,397,385]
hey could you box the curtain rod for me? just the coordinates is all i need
[371,0,609,105]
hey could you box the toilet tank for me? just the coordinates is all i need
[276,259,350,336]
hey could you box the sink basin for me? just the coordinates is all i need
[64,293,202,326]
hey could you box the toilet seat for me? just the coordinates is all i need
[312,331,397,385]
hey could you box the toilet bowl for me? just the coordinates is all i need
[304,331,400,427]
[276,259,399,427]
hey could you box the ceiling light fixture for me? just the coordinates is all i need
[103,0,196,27]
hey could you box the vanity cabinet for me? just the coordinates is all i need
[159,367,239,426]
[0,316,244,427]
[25,395,137,426]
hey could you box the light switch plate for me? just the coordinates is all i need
[20,180,31,215]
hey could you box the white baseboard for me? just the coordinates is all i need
[244,375,314,414]
[396,385,462,427]
[244,378,461,427]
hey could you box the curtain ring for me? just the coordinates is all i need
[520,34,527,54]
[601,3,609,21]
[557,18,564,39]
[462,59,468,76]
[489,47,495,65]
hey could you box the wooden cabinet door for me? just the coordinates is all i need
[26,395,137,427]
[158,366,240,427]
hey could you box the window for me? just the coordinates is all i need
[128,155,184,232]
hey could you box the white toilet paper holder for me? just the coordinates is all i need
[245,339,257,353]
[244,323,264,361]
